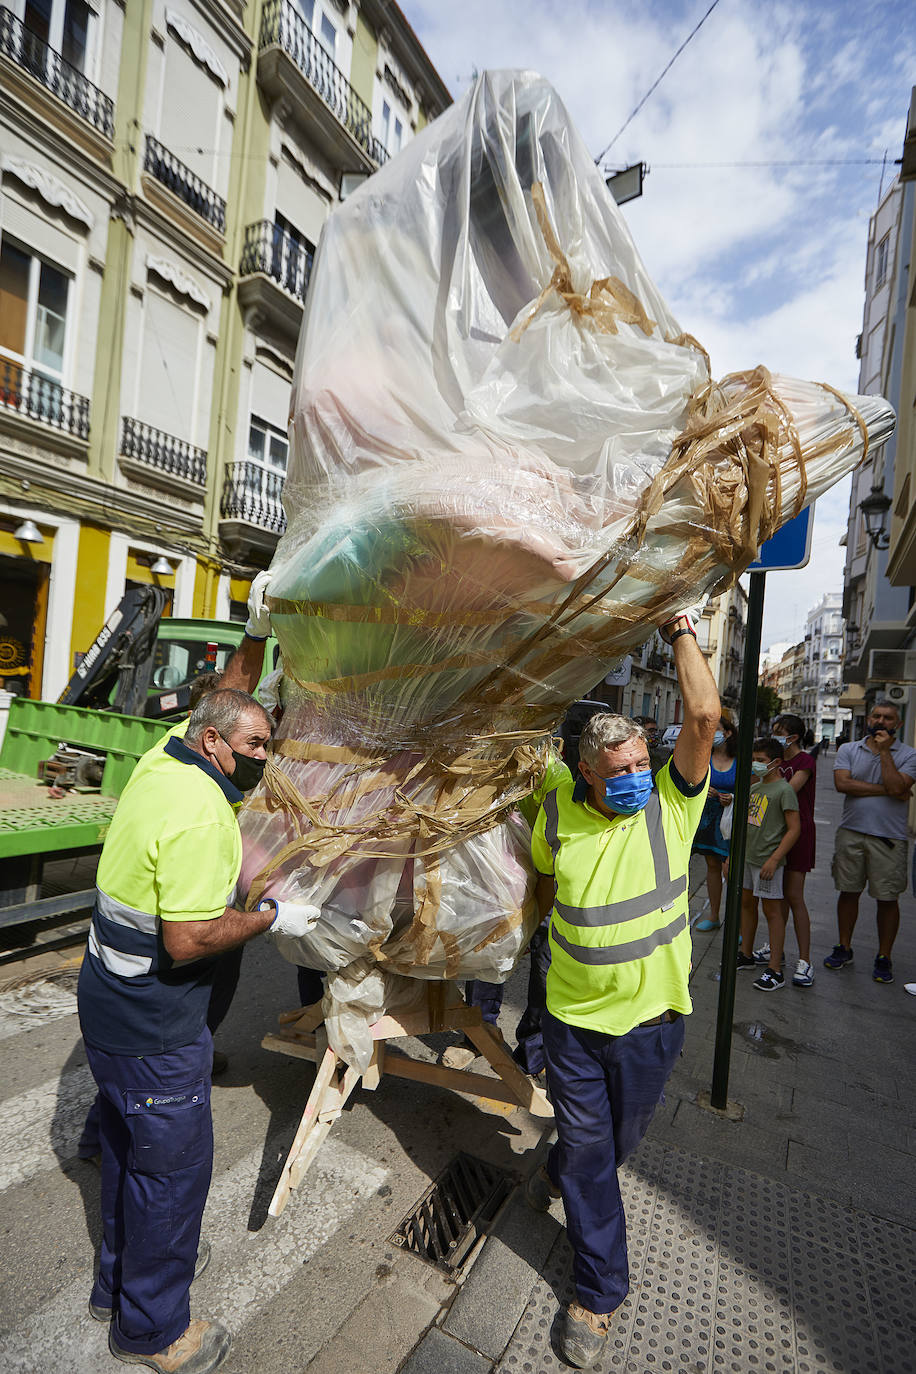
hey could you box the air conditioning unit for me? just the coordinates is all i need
[884,683,910,706]
[868,650,916,683]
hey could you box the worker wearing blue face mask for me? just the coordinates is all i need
[526,611,720,1369]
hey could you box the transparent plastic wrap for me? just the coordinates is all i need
[237,71,894,1072]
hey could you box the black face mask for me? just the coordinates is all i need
[866,723,896,738]
[220,739,266,792]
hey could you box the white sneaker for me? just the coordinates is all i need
[904,983,916,996]
[793,959,814,987]
[753,943,770,965]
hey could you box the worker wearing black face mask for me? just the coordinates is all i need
[77,689,279,1374]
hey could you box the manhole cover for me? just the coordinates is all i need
[390,1152,514,1272]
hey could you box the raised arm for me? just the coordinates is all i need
[665,616,720,786]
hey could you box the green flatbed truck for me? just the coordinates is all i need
[0,617,270,931]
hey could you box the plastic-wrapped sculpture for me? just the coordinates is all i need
[237,71,894,1069]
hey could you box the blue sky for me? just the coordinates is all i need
[399,0,915,648]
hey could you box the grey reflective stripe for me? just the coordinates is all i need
[543,790,560,861]
[96,887,158,935]
[554,790,682,927]
[555,873,687,927]
[551,911,687,965]
[88,925,153,978]
[643,791,670,886]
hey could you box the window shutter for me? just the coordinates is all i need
[160,38,220,185]
[139,290,201,441]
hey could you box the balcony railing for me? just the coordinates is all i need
[240,221,314,302]
[143,134,226,234]
[370,137,389,165]
[221,460,287,535]
[259,0,375,160]
[0,6,114,138]
[121,416,207,486]
[0,358,89,439]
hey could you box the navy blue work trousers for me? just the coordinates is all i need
[84,1027,213,1355]
[543,1008,685,1314]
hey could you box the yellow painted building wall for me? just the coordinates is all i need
[69,524,110,662]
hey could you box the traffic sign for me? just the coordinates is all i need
[747,506,813,572]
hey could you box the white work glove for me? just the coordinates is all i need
[259,899,321,938]
[256,667,283,715]
[245,569,272,639]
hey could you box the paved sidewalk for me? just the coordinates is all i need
[399,756,916,1373]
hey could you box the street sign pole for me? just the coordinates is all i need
[710,570,766,1111]
[708,504,815,1109]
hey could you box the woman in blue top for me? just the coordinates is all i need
[692,715,738,931]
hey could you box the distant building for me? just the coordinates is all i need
[841,89,915,740]
[800,593,847,741]
[695,580,747,717]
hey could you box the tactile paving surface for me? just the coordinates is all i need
[496,1141,916,1373]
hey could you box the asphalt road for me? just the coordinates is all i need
[0,932,547,1374]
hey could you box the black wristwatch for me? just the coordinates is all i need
[660,616,697,646]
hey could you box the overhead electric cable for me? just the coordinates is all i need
[594,0,724,165]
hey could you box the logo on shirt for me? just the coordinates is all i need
[748,793,769,827]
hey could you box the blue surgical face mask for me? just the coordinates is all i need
[713,730,725,745]
[751,760,769,777]
[773,735,788,747]
[601,768,654,815]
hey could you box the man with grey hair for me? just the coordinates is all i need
[527,612,720,1368]
[826,698,916,983]
[77,689,279,1374]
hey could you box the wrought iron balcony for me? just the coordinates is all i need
[120,416,207,486]
[370,137,389,165]
[240,221,313,302]
[259,0,376,163]
[0,358,89,439]
[0,6,114,139]
[221,460,287,536]
[143,134,226,234]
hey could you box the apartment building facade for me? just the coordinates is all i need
[799,592,847,741]
[0,0,450,699]
[840,96,916,739]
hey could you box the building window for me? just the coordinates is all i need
[23,0,92,72]
[875,233,890,288]
[248,415,288,478]
[319,10,336,54]
[381,100,391,150]
[0,238,70,383]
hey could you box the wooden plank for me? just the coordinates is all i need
[362,1042,384,1091]
[278,1000,326,1031]
[369,1003,483,1040]
[466,1023,553,1118]
[380,1052,523,1106]
[261,1033,320,1062]
[268,1046,340,1217]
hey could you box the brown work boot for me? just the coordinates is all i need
[557,1301,613,1368]
[109,1319,231,1373]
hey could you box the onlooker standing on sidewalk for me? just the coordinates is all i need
[827,699,916,983]
[692,714,738,932]
[737,739,800,991]
[771,714,816,986]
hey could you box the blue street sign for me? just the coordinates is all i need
[748,506,813,572]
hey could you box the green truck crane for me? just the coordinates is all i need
[0,593,273,932]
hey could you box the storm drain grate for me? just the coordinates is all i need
[390,1152,515,1272]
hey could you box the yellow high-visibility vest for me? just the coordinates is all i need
[531,761,708,1035]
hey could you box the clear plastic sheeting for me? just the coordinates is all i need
[236,71,895,1071]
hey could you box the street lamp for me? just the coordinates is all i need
[859,485,891,550]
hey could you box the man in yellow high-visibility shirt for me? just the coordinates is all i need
[527,612,720,1368]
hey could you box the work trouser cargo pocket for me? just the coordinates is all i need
[124,1079,211,1173]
